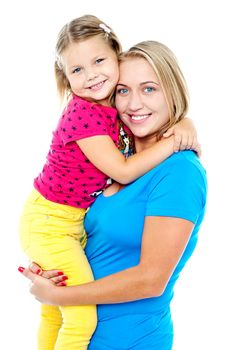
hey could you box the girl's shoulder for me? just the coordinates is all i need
[66,95,117,120]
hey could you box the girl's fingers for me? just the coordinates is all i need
[173,134,182,152]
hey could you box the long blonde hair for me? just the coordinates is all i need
[119,41,189,139]
[55,14,122,103]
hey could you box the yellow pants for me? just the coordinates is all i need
[19,189,97,350]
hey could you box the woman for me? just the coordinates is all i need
[20,40,207,349]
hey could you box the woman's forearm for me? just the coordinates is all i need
[53,264,162,306]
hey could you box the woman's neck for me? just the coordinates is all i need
[134,135,158,153]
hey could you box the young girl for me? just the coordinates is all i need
[19,15,198,350]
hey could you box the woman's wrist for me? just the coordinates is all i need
[51,285,65,305]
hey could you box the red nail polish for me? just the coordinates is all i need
[62,275,68,281]
[57,271,64,276]
[60,282,66,286]
[36,269,41,275]
[18,266,25,273]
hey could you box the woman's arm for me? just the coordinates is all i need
[76,118,199,185]
[21,216,194,306]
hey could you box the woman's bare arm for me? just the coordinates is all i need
[21,216,194,306]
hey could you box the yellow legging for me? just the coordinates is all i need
[19,189,97,350]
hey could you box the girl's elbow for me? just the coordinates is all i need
[115,172,134,185]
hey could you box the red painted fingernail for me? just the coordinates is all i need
[60,282,66,286]
[62,275,68,281]
[57,271,64,276]
[18,266,25,273]
[36,269,41,275]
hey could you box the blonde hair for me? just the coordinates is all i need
[55,14,122,102]
[119,41,189,139]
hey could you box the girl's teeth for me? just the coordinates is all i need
[91,82,103,90]
[131,115,148,120]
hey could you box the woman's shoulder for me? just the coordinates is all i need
[144,151,207,187]
[169,151,206,177]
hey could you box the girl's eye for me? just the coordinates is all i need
[144,86,156,93]
[116,88,129,95]
[96,58,104,64]
[73,67,81,74]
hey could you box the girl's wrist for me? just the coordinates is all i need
[160,135,175,153]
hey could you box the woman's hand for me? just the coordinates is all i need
[18,267,62,305]
[28,262,68,286]
[163,118,201,156]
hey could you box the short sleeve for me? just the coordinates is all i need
[60,96,117,145]
[146,154,207,224]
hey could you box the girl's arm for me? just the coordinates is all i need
[21,216,194,306]
[77,136,173,184]
[163,118,199,153]
[76,118,199,185]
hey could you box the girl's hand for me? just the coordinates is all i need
[163,118,201,156]
[28,262,68,286]
[18,267,61,305]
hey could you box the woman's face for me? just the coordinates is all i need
[115,57,169,140]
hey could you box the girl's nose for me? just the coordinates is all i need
[86,68,98,81]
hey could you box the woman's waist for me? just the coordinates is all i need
[96,293,173,321]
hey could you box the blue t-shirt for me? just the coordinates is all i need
[85,151,207,349]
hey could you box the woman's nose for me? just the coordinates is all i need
[127,91,143,111]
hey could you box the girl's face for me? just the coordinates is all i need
[62,36,119,106]
[115,57,170,141]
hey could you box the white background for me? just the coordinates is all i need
[1,0,232,349]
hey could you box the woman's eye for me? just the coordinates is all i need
[116,88,129,95]
[96,58,104,64]
[73,67,81,74]
[144,86,155,93]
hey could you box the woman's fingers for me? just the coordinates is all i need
[29,261,65,279]
[18,267,37,282]
[50,275,68,286]
[29,262,42,275]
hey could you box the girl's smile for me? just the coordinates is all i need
[62,36,119,106]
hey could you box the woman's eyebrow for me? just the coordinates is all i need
[117,81,159,86]
[141,81,159,86]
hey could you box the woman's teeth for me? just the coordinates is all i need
[131,115,148,120]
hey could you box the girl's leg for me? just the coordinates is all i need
[19,191,97,350]
[34,235,97,350]
[55,237,97,350]
[38,305,62,350]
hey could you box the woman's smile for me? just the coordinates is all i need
[115,57,170,140]
[129,113,152,123]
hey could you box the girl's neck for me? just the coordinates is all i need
[73,94,112,108]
